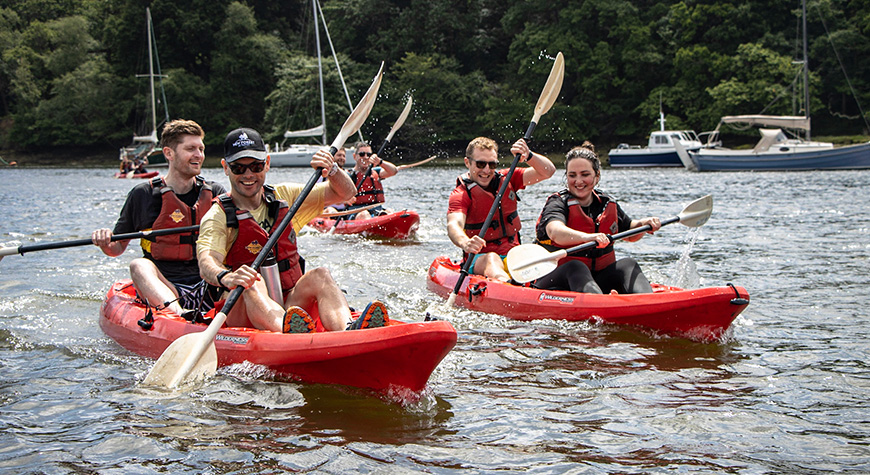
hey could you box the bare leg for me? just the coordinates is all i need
[285,267,352,331]
[354,210,372,220]
[226,279,285,331]
[474,252,511,282]
[129,258,185,315]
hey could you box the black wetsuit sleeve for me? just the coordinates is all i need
[535,194,568,242]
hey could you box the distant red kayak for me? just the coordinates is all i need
[114,171,159,179]
[426,256,749,342]
[308,210,420,239]
[100,279,457,392]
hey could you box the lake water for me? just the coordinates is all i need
[0,165,868,473]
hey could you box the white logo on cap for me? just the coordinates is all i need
[233,132,256,148]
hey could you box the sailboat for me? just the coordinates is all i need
[118,8,170,169]
[678,0,870,171]
[269,0,356,167]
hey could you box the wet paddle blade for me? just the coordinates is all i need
[531,52,565,124]
[330,62,383,152]
[142,311,227,388]
[385,95,413,142]
[142,332,218,387]
[506,244,560,284]
[678,195,713,227]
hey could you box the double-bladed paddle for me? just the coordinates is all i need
[505,194,714,283]
[0,226,201,262]
[445,52,565,307]
[142,62,385,389]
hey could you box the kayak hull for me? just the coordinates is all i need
[308,210,420,239]
[426,256,749,342]
[100,280,457,392]
[114,171,159,179]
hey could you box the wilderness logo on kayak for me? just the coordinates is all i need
[216,334,249,346]
[538,293,575,304]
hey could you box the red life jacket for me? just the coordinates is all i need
[457,171,521,255]
[351,168,385,205]
[145,176,213,261]
[540,190,618,271]
[218,185,304,293]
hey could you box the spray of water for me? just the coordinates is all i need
[669,227,702,289]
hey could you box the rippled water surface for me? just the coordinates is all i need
[1,165,868,473]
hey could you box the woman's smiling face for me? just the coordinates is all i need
[565,157,599,204]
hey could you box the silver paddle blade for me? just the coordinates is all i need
[678,194,713,227]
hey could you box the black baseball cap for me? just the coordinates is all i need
[224,127,267,163]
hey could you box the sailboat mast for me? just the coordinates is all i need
[146,8,157,140]
[802,0,810,140]
[313,0,327,145]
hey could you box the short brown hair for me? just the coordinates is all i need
[160,119,204,150]
[465,136,497,158]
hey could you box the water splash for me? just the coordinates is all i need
[668,227,702,289]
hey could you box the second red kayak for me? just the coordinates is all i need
[100,279,457,392]
[426,256,749,342]
[308,210,420,239]
[114,171,159,179]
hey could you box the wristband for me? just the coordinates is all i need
[328,162,339,176]
[216,270,230,287]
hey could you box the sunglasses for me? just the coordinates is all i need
[228,161,266,175]
[473,160,498,169]
[357,151,373,157]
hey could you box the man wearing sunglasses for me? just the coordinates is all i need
[197,128,390,333]
[343,141,398,220]
[447,136,556,282]
[93,119,227,318]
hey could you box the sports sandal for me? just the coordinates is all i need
[283,306,315,333]
[347,300,390,330]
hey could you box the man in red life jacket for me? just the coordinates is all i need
[196,128,390,333]
[93,119,227,316]
[344,141,398,220]
[446,136,556,282]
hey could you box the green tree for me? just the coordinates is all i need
[208,2,284,139]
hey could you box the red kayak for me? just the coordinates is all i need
[100,279,457,392]
[426,256,750,342]
[114,171,159,179]
[308,210,420,239]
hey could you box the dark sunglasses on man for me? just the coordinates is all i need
[228,161,266,175]
[473,160,498,169]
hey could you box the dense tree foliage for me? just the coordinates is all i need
[0,0,868,156]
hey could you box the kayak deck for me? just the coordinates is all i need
[100,280,457,392]
[427,256,749,342]
[308,210,420,239]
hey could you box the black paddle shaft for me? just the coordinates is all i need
[12,225,201,255]
[451,120,538,295]
[220,166,326,313]
[561,215,680,256]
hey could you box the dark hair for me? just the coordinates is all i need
[565,141,600,175]
[160,119,204,150]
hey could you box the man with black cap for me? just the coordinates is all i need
[197,127,390,333]
[93,119,227,317]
